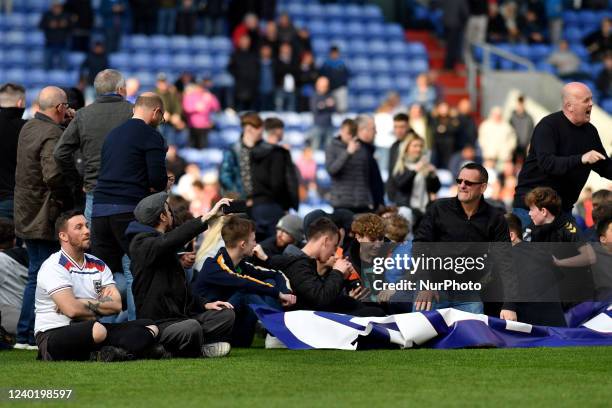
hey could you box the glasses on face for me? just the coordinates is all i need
[456,178,485,187]
[157,109,166,124]
[56,102,69,110]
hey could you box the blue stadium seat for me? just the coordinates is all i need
[25,31,45,48]
[149,35,170,50]
[26,13,41,29]
[190,36,211,52]
[570,44,589,60]
[5,31,27,48]
[4,13,28,30]
[365,23,385,39]
[535,61,556,75]
[368,40,387,56]
[169,36,191,53]
[312,38,329,56]
[285,3,306,20]
[213,72,234,88]
[27,0,48,12]
[4,49,28,68]
[349,57,369,73]
[133,71,156,90]
[392,58,412,74]
[328,21,345,37]
[345,22,365,38]
[406,42,427,58]
[352,75,375,93]
[409,59,429,75]
[152,53,173,71]
[375,76,394,92]
[396,77,414,92]
[193,54,213,71]
[27,49,44,66]
[562,11,580,26]
[384,24,404,41]
[499,58,515,71]
[47,70,76,87]
[363,4,383,21]
[529,44,552,61]
[563,27,582,43]
[221,129,241,145]
[26,69,47,87]
[172,54,193,71]
[68,52,86,68]
[109,53,130,70]
[371,57,390,74]
[308,20,327,36]
[327,38,347,52]
[210,36,232,53]
[357,94,378,112]
[129,35,150,51]
[601,98,612,114]
[388,40,410,57]
[347,39,368,57]
[304,4,324,19]
[212,55,229,73]
[344,5,362,21]
[131,53,153,69]
[324,4,344,21]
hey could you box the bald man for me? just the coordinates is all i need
[90,92,167,321]
[513,82,611,229]
[13,86,74,348]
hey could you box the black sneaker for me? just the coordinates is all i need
[92,346,133,362]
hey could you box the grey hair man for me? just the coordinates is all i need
[54,69,134,222]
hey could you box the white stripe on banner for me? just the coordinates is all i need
[582,312,612,333]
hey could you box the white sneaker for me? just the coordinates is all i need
[13,343,29,350]
[201,342,231,358]
[265,334,287,349]
[26,344,38,351]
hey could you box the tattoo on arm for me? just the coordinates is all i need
[98,296,113,303]
[86,301,100,314]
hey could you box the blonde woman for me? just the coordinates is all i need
[386,134,440,213]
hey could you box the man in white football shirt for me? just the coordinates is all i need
[34,210,160,361]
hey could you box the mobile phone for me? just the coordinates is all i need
[222,200,248,214]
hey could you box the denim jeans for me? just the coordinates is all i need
[44,44,68,70]
[512,207,532,233]
[411,292,484,314]
[228,290,282,347]
[84,192,94,225]
[0,199,13,219]
[157,8,177,35]
[16,239,59,344]
[250,202,285,242]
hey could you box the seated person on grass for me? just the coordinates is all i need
[269,217,385,317]
[35,210,159,362]
[128,193,235,358]
[193,214,296,347]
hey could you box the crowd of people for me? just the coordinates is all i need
[0,69,611,360]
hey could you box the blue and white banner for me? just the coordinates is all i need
[252,303,612,350]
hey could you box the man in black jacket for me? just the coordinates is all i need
[54,69,133,222]
[0,83,26,219]
[513,82,611,228]
[127,193,234,358]
[413,163,517,321]
[268,217,384,316]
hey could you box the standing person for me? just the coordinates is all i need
[412,163,516,320]
[34,210,160,361]
[228,35,259,111]
[258,45,276,112]
[513,82,612,229]
[90,93,168,321]
[478,106,517,166]
[274,42,298,112]
[80,41,109,90]
[431,102,461,169]
[387,135,440,213]
[441,0,469,70]
[39,0,72,70]
[100,0,127,52]
[128,193,235,358]
[463,0,488,63]
[0,83,26,220]
[157,0,178,35]
[509,95,534,160]
[388,113,411,177]
[54,69,133,222]
[309,76,336,150]
[319,46,350,113]
[296,51,318,113]
[13,87,73,349]
[182,81,220,149]
[155,73,187,148]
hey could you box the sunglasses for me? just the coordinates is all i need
[456,178,485,187]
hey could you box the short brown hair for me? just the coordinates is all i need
[592,189,612,208]
[264,117,284,131]
[340,118,357,137]
[221,215,255,248]
[306,217,339,242]
[351,213,385,241]
[240,112,263,129]
[525,187,562,216]
[384,214,409,242]
[504,213,522,237]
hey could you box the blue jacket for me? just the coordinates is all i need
[94,118,167,207]
[194,247,291,303]
[219,142,244,197]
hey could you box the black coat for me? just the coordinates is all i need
[0,107,26,200]
[127,218,209,323]
[251,142,299,210]
[228,49,259,101]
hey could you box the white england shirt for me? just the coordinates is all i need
[34,250,114,334]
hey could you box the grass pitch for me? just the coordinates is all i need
[1,347,611,408]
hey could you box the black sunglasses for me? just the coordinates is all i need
[456,178,485,187]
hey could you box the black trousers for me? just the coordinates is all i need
[157,309,235,357]
[91,212,134,275]
[36,319,156,361]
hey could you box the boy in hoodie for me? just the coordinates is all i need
[524,187,596,305]
[128,193,235,358]
[268,217,385,317]
[194,215,296,346]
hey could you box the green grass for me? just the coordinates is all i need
[1,347,611,408]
